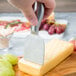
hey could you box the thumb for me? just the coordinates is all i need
[22,7,38,26]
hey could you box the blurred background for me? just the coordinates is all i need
[0,0,76,13]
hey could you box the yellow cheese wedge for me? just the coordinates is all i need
[18,39,73,76]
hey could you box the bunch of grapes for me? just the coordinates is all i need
[39,19,66,35]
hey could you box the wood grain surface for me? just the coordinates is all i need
[14,52,76,76]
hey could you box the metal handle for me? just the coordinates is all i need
[31,2,44,34]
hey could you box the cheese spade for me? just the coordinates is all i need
[24,2,45,65]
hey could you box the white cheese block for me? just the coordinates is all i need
[18,39,73,76]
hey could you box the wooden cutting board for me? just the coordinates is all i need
[14,52,76,76]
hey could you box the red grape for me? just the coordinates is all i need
[48,25,55,35]
[43,24,50,31]
[60,26,65,32]
[55,26,62,34]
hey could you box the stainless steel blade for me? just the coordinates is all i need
[24,34,45,64]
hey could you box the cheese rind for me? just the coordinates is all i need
[19,59,42,76]
[18,39,73,76]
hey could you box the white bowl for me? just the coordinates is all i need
[39,30,64,43]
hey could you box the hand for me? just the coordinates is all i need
[8,0,56,25]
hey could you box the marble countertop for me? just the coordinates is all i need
[0,12,76,56]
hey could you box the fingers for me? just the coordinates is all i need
[8,0,38,25]
[37,0,56,18]
[43,7,54,19]
[8,0,55,25]
[22,7,38,25]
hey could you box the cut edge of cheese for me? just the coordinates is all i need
[18,59,42,76]
[18,39,73,76]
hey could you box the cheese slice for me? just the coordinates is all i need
[18,39,73,76]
